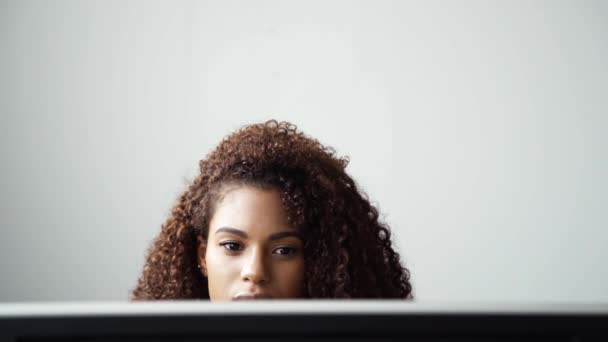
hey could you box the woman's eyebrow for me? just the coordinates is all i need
[269,231,303,241]
[214,227,302,241]
[215,227,247,238]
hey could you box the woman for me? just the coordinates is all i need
[131,120,413,300]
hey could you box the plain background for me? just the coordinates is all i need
[1,0,606,302]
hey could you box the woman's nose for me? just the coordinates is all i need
[240,248,269,284]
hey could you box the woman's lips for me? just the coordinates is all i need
[233,293,272,300]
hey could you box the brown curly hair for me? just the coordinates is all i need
[131,120,413,300]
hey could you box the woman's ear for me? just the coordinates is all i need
[196,236,208,277]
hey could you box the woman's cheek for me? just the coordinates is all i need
[206,250,236,301]
[278,258,305,297]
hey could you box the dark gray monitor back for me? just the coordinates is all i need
[0,301,606,342]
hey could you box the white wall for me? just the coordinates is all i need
[1,0,606,302]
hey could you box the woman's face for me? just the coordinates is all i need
[198,185,305,301]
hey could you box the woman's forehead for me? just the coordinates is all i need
[209,186,296,237]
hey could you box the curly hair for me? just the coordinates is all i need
[131,120,413,300]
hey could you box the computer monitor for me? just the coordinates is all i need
[0,301,606,341]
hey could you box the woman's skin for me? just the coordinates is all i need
[197,185,306,301]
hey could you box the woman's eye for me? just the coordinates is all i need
[219,242,241,251]
[273,247,296,256]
